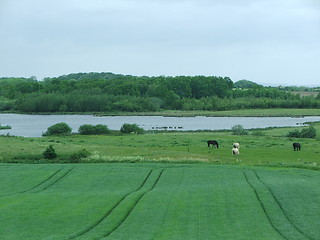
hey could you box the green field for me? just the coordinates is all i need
[1,121,320,239]
[1,164,320,239]
[1,123,320,167]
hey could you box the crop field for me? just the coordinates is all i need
[1,163,320,240]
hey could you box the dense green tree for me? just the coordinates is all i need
[120,123,144,134]
[43,122,72,136]
[78,124,110,135]
[232,125,248,135]
[1,72,320,113]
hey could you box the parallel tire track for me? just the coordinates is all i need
[33,167,74,193]
[243,171,288,240]
[68,169,154,240]
[21,168,64,193]
[0,168,63,197]
[102,169,164,239]
[253,171,313,240]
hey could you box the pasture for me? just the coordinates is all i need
[1,123,320,239]
[1,123,320,167]
[1,164,320,239]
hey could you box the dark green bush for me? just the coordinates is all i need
[231,124,248,135]
[300,126,317,138]
[287,129,301,138]
[78,124,110,135]
[251,130,265,136]
[43,145,57,159]
[120,123,144,134]
[43,122,72,136]
[70,149,91,163]
[287,126,317,139]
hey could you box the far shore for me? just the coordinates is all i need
[2,108,320,117]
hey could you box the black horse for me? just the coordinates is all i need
[293,142,301,151]
[207,140,219,148]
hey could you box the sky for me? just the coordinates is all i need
[0,0,319,86]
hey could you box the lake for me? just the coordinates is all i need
[1,113,320,137]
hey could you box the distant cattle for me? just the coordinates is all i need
[233,143,240,149]
[207,140,219,148]
[232,147,240,155]
[293,142,301,151]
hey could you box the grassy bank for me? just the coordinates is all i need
[1,122,319,168]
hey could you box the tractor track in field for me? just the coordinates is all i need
[33,167,75,193]
[243,171,288,240]
[253,170,313,240]
[20,168,64,193]
[68,169,154,240]
[68,169,164,240]
[102,169,165,239]
[0,168,64,197]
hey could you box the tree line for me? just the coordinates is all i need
[0,73,319,113]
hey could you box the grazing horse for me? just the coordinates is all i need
[293,142,301,151]
[207,140,219,148]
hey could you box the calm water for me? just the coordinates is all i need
[1,113,320,137]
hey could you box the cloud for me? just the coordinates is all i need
[0,0,319,85]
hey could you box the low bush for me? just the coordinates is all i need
[287,129,301,138]
[43,145,57,159]
[78,124,110,135]
[287,126,317,139]
[251,130,265,136]
[231,124,248,135]
[70,149,91,163]
[43,122,72,136]
[120,123,144,134]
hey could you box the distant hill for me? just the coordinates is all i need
[234,79,262,88]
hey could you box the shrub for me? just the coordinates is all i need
[120,123,144,134]
[78,124,95,135]
[287,126,317,139]
[300,126,317,138]
[231,124,248,135]
[43,122,72,136]
[70,149,91,163]
[43,145,57,159]
[287,129,301,138]
[93,124,111,135]
[78,124,110,135]
[251,130,265,136]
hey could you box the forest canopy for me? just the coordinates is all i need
[0,72,319,113]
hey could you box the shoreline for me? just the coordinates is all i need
[2,108,320,117]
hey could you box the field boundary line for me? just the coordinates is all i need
[243,171,288,240]
[33,167,75,193]
[253,171,313,240]
[102,169,165,239]
[0,168,63,197]
[68,169,154,240]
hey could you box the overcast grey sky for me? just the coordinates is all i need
[1,0,319,86]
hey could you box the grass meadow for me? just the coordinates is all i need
[1,122,320,167]
[1,121,320,239]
